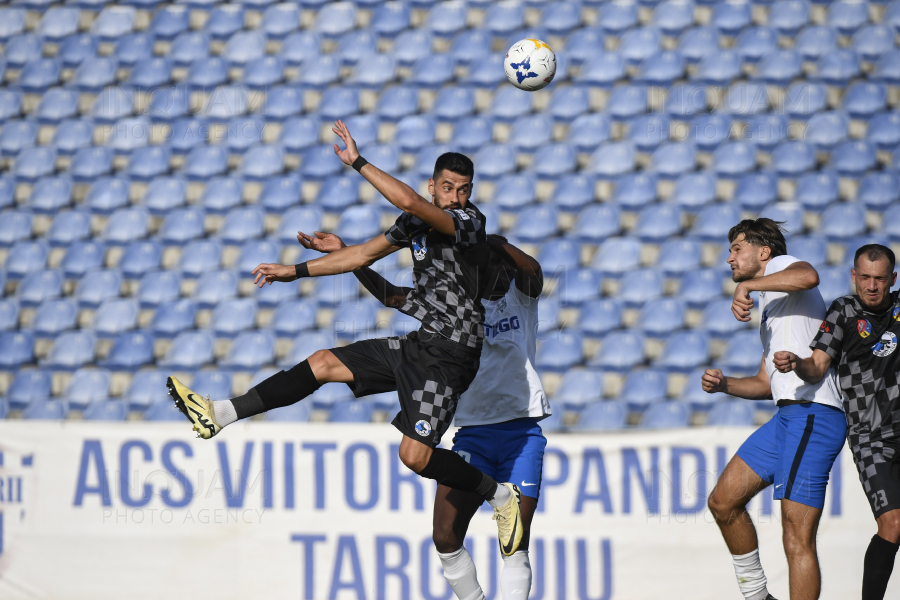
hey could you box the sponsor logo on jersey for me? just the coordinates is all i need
[873,331,898,357]
[414,420,432,437]
[412,234,427,261]
[893,306,900,322]
[453,208,470,221]
[853,423,871,434]
[484,316,521,339]
[859,319,872,338]
[820,320,831,333]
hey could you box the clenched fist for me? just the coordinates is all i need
[701,368,728,394]
[773,351,799,373]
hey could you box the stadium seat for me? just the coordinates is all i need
[572,204,621,243]
[334,205,382,246]
[639,297,686,337]
[6,370,52,410]
[640,401,691,428]
[103,208,150,245]
[572,400,628,431]
[187,56,228,90]
[123,371,168,411]
[333,300,381,341]
[219,206,265,244]
[137,271,181,307]
[734,172,777,210]
[706,400,755,426]
[656,239,702,276]
[220,330,276,371]
[0,91,23,123]
[679,365,729,411]
[557,268,602,306]
[280,331,334,369]
[591,237,642,276]
[788,235,828,269]
[509,114,552,152]
[512,205,559,242]
[143,400,184,421]
[152,299,197,338]
[795,171,839,209]
[82,400,127,421]
[0,8,26,42]
[86,177,129,215]
[42,330,96,370]
[818,266,851,305]
[830,140,876,176]
[259,175,301,213]
[4,34,42,69]
[5,241,49,279]
[819,203,866,241]
[619,368,668,411]
[31,299,77,337]
[192,270,239,308]
[816,48,860,86]
[678,26,719,63]
[0,299,18,332]
[93,298,139,337]
[551,173,597,212]
[0,210,33,246]
[736,27,779,63]
[0,120,37,156]
[271,299,317,338]
[590,330,645,371]
[495,173,538,211]
[693,50,741,86]
[718,330,764,373]
[17,270,63,307]
[634,204,682,241]
[65,368,111,409]
[618,269,663,307]
[144,178,186,214]
[71,146,114,182]
[590,142,636,178]
[690,114,732,150]
[535,331,584,372]
[210,298,257,338]
[180,240,223,278]
[160,330,215,370]
[474,144,516,179]
[14,146,56,182]
[23,399,68,420]
[75,270,122,308]
[713,141,757,176]
[553,369,604,410]
[690,204,741,241]
[655,330,710,372]
[32,179,75,216]
[701,298,752,338]
[0,330,35,369]
[199,177,242,214]
[629,114,671,150]
[101,330,154,371]
[314,272,361,307]
[770,141,816,177]
[858,172,900,210]
[867,112,900,150]
[575,52,626,87]
[759,202,804,237]
[538,239,581,276]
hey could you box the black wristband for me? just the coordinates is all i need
[351,155,368,173]
[294,262,310,279]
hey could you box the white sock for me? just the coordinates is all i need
[438,547,485,600]
[732,548,769,600]
[500,550,531,600]
[212,400,237,428]
[487,483,512,509]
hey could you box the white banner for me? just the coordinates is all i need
[0,421,894,600]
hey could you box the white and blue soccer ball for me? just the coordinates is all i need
[504,39,557,91]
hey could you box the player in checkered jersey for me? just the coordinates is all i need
[301,229,549,600]
[775,244,900,600]
[166,120,526,558]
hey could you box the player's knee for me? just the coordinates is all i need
[782,528,815,557]
[432,528,462,554]
[707,487,732,519]
[307,350,338,380]
[878,511,900,541]
[398,444,430,473]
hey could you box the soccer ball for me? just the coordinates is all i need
[504,39,557,91]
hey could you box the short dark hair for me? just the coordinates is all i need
[433,152,474,181]
[854,244,895,270]
[727,218,787,258]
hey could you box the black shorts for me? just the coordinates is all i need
[330,329,481,448]
[852,437,900,518]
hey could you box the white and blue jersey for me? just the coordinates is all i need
[451,280,551,499]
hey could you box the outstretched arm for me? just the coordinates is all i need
[488,235,543,299]
[731,261,820,322]
[332,120,457,237]
[773,349,833,383]
[701,356,773,400]
[298,231,412,307]
[252,233,399,287]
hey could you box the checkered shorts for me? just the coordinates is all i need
[330,329,481,447]
[852,437,900,518]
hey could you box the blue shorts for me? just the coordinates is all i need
[451,417,547,499]
[737,403,847,510]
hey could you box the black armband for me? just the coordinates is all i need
[294,262,310,278]
[351,155,368,173]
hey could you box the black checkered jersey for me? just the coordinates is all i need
[812,290,900,446]
[384,203,489,350]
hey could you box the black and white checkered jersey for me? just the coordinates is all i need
[811,291,900,447]
[384,203,489,350]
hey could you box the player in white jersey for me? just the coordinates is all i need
[301,230,548,600]
[701,219,845,600]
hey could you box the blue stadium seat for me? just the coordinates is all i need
[192,270,239,308]
[242,56,285,88]
[566,113,612,152]
[166,119,205,155]
[572,204,621,243]
[0,299,18,332]
[205,5,244,40]
[494,173,537,211]
[677,26,718,63]
[210,298,257,337]
[376,86,419,122]
[843,83,887,120]
[575,51,626,87]
[474,143,516,179]
[619,27,661,65]
[91,6,135,40]
[629,114,670,150]
[867,112,900,150]
[42,330,96,370]
[271,298,317,338]
[590,142,636,178]
[430,87,474,121]
[558,268,602,306]
[652,142,695,178]
[618,268,663,306]
[200,177,242,214]
[858,172,900,209]
[806,110,849,149]
[137,270,181,307]
[221,330,275,371]
[180,240,223,277]
[31,178,74,215]
[259,175,301,213]
[5,34,43,68]
[160,330,215,370]
[450,116,494,152]
[656,239,702,275]
[509,114,552,151]
[536,331,584,372]
[734,172,777,210]
[333,300,381,340]
[143,178,186,215]
[17,270,63,306]
[490,87,534,123]
[791,26,836,63]
[590,330,645,371]
[314,271,360,307]
[293,53,340,87]
[679,269,725,307]
[0,329,34,368]
[873,48,900,84]
[640,401,691,428]
[769,0,810,34]
[152,299,197,337]
[0,178,12,210]
[31,299,77,337]
[553,369,604,410]
[73,56,117,92]
[0,210,32,246]
[706,400,755,426]
[720,82,770,116]
[639,297,686,337]
[759,201,804,236]
[395,116,437,152]
[122,370,168,411]
[0,91,22,122]
[113,32,153,66]
[820,203,866,240]
[19,58,62,92]
[334,204,382,246]
[693,50,741,86]
[788,235,827,269]
[564,28,604,65]
[0,8,26,42]
[301,144,343,179]
[690,204,741,241]
[22,399,68,420]
[83,400,128,421]
[117,241,162,279]
[278,206,323,245]
[637,50,684,86]
[712,0,751,33]
[538,238,581,275]
[548,86,589,122]
[236,239,280,275]
[187,56,228,90]
[745,113,788,149]
[93,299,139,338]
[169,31,210,66]
[619,368,668,411]
[736,27,779,63]
[655,330,710,372]
[572,400,628,431]
[85,177,129,214]
[664,84,708,117]
[71,146,113,182]
[756,49,802,85]
[14,146,56,182]
[511,205,559,241]
[701,298,752,338]
[390,29,430,66]
[409,52,456,88]
[795,170,839,209]
[591,236,641,276]
[828,0,869,34]
[143,399,185,421]
[607,85,647,121]
[102,207,150,244]
[690,114,732,150]
[713,141,757,176]
[223,30,265,66]
[75,270,121,308]
[219,206,265,244]
[466,53,508,87]
[65,368,111,408]
[770,141,816,176]
[6,369,51,410]
[5,241,49,279]
[260,87,302,122]
[718,330,764,373]
[261,3,300,39]
[191,370,233,401]
[0,120,36,156]
[634,204,682,241]
[281,331,335,368]
[816,48,860,85]
[830,140,876,176]
[818,266,851,305]
[551,173,597,212]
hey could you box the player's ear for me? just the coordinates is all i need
[428,178,434,197]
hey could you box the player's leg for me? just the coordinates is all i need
[433,485,486,600]
[780,499,822,600]
[864,509,900,600]
[859,441,900,600]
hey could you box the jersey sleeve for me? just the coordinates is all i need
[384,212,414,247]
[764,254,799,276]
[447,207,485,247]
[810,299,844,362]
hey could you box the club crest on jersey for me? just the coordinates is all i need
[820,320,831,333]
[893,306,900,322]
[412,234,427,261]
[873,331,898,357]
[859,319,872,338]
[414,420,432,437]
[497,297,508,313]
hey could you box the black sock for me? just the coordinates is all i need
[231,360,322,419]
[863,534,899,600]
[418,448,498,499]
